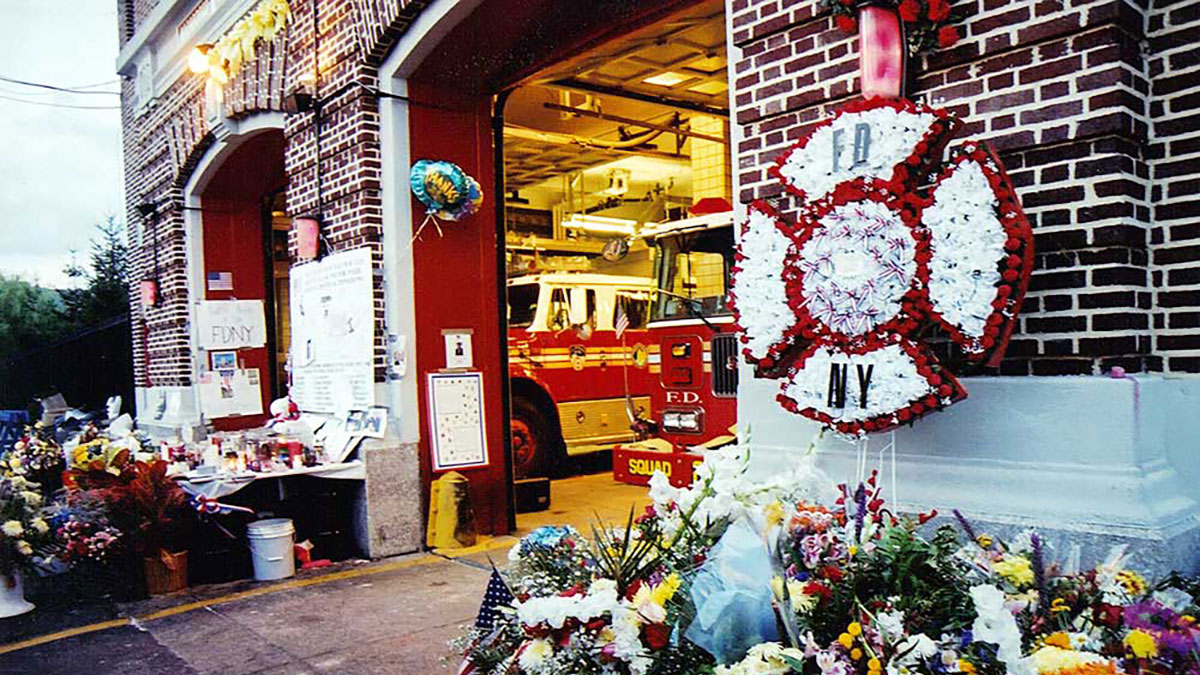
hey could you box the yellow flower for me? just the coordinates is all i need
[1115,570,1148,596]
[958,660,977,674]
[765,501,785,529]
[31,518,48,534]
[1,521,23,537]
[838,632,854,648]
[848,545,858,556]
[1044,632,1072,649]
[1123,629,1158,659]
[993,555,1035,588]
[867,657,882,672]
[976,534,994,549]
[1050,597,1071,614]
[850,648,863,660]
[650,573,682,606]
[16,540,31,556]
[847,621,863,636]
[1031,646,1118,674]
[1182,615,1195,625]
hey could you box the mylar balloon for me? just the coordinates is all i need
[409,160,484,221]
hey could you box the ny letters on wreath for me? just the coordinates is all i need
[731,98,1034,435]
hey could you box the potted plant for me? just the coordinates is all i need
[0,475,53,616]
[99,459,192,595]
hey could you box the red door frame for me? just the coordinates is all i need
[406,0,707,535]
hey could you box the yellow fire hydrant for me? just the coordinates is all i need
[426,471,478,549]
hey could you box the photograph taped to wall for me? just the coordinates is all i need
[289,247,375,412]
[428,372,487,471]
[210,350,237,374]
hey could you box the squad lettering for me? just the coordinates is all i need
[627,458,672,477]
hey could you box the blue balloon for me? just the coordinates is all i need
[410,159,482,221]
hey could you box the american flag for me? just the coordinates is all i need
[456,566,515,675]
[206,271,233,291]
[474,566,514,632]
[614,303,630,340]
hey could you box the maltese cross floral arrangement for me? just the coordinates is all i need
[731,98,1034,435]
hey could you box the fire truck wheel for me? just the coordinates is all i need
[510,398,556,479]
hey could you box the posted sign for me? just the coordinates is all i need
[196,300,267,350]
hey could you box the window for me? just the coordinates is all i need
[508,283,540,328]
[615,291,649,330]
[652,228,735,321]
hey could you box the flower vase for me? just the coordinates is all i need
[0,572,35,618]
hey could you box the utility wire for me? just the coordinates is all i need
[0,74,120,95]
[0,93,120,110]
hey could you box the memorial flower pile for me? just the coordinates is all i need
[457,445,1200,675]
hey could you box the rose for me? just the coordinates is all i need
[938,25,959,48]
[899,0,921,22]
[836,14,856,33]
[643,623,671,651]
[928,0,951,22]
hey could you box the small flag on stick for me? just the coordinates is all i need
[615,303,630,340]
[475,564,514,632]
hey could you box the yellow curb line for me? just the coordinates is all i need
[0,551,463,656]
[432,535,518,560]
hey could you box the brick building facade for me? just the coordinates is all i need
[116,0,1200,566]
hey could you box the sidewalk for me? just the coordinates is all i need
[0,472,648,674]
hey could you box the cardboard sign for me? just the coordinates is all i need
[428,372,488,471]
[196,300,267,350]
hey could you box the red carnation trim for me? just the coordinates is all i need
[898,0,921,22]
[937,25,960,48]
[836,14,857,33]
[928,0,951,22]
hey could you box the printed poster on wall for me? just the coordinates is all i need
[428,372,488,471]
[289,247,375,412]
[196,300,266,350]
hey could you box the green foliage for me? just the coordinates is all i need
[591,506,662,597]
[0,275,66,360]
[61,217,130,327]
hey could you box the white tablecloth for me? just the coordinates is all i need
[175,460,367,499]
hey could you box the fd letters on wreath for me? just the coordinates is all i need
[731,99,1034,435]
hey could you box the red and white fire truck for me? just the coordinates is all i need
[507,273,656,478]
[613,209,739,487]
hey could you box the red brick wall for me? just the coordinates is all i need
[121,0,427,389]
[731,0,1200,375]
[1148,1,1200,372]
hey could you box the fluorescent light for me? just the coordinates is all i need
[564,214,637,236]
[643,72,689,87]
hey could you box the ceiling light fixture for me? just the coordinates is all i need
[564,214,638,236]
[642,72,689,87]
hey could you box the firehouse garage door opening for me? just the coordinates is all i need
[501,0,738,501]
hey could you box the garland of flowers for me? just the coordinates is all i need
[731,98,1033,435]
[201,0,292,84]
[825,0,963,54]
[457,446,1200,675]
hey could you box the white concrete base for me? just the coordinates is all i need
[134,385,207,441]
[741,374,1200,576]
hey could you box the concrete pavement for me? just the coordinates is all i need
[0,472,649,674]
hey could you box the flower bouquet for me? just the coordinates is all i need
[4,423,66,494]
[89,459,192,595]
[456,444,1200,675]
[0,474,54,616]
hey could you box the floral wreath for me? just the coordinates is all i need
[730,98,1034,435]
[826,0,962,53]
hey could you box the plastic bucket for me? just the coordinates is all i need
[246,518,296,581]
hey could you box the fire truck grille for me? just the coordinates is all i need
[710,334,739,398]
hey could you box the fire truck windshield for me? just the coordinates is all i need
[651,227,735,322]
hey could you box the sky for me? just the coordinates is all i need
[0,1,125,289]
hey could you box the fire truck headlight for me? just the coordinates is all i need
[662,408,703,433]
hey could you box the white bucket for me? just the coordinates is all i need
[246,518,296,581]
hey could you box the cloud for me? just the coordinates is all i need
[0,1,125,288]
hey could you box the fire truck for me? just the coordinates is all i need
[613,209,739,487]
[507,273,656,478]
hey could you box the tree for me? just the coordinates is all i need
[62,217,131,327]
[0,276,67,360]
